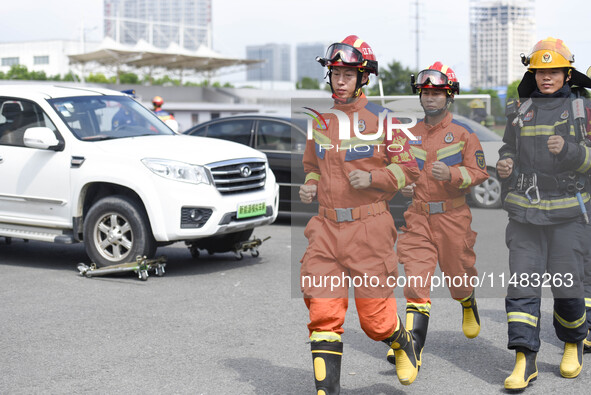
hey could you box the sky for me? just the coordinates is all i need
[0,0,590,89]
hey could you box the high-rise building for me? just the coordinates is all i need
[104,0,212,50]
[296,43,326,87]
[469,0,535,89]
[246,44,291,82]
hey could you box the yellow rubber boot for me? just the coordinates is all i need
[459,291,480,339]
[504,347,538,391]
[560,341,583,379]
[383,318,419,386]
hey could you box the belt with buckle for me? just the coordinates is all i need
[413,195,466,215]
[319,201,389,223]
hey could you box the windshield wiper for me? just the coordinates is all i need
[82,135,118,141]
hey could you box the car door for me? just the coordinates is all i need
[0,97,72,227]
[255,119,306,212]
[204,119,254,146]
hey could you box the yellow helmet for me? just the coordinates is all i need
[522,37,574,70]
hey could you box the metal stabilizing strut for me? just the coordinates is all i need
[77,255,167,281]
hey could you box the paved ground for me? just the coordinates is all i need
[1,209,590,394]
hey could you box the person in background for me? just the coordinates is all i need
[152,95,179,133]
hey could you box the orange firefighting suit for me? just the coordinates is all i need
[301,93,419,341]
[397,112,489,307]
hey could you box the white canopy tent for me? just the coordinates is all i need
[68,38,261,83]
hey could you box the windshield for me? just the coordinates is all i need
[48,95,174,140]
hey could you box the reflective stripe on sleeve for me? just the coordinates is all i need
[576,147,591,173]
[386,163,406,190]
[459,166,471,189]
[305,172,321,183]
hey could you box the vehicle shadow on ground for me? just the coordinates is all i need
[0,237,265,278]
[0,238,87,271]
[223,357,406,395]
[157,245,266,277]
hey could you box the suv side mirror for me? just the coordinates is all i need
[23,127,62,150]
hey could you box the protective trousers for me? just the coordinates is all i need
[584,224,591,330]
[398,204,477,303]
[505,219,587,351]
[301,212,399,341]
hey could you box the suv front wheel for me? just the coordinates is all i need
[84,195,157,267]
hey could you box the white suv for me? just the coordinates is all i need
[0,85,278,266]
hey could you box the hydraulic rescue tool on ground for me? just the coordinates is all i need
[187,236,271,260]
[77,255,167,281]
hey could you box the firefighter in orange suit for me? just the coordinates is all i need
[299,35,420,393]
[387,62,489,372]
[152,96,179,133]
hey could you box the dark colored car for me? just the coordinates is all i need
[183,113,502,224]
[183,114,411,224]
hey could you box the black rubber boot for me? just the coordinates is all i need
[459,291,480,339]
[560,341,583,379]
[387,307,429,368]
[311,341,343,395]
[407,308,429,367]
[583,329,591,353]
[383,319,419,385]
[504,347,538,391]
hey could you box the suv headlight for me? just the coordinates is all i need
[142,158,210,185]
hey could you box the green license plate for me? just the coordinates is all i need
[237,201,267,219]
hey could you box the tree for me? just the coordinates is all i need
[119,72,139,84]
[6,64,31,80]
[368,60,415,95]
[152,75,180,86]
[62,72,79,82]
[506,80,520,101]
[29,70,48,80]
[296,77,320,90]
[452,87,504,125]
[86,73,111,84]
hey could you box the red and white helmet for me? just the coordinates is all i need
[412,61,459,94]
[317,35,378,75]
[152,96,164,107]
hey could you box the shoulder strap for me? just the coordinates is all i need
[511,99,533,127]
[571,91,587,142]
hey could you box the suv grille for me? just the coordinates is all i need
[208,158,266,195]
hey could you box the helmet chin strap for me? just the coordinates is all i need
[327,68,367,104]
[420,92,454,116]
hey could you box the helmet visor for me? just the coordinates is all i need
[325,43,365,65]
[415,69,449,87]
